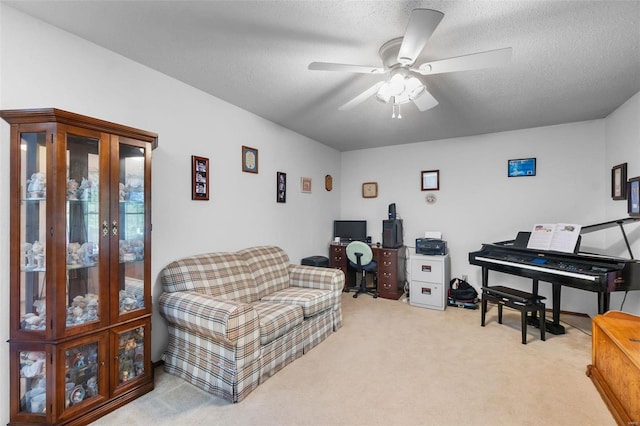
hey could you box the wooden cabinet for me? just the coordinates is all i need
[375,246,407,299]
[329,244,407,300]
[587,311,640,425]
[2,108,156,425]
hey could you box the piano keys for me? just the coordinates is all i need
[469,220,640,334]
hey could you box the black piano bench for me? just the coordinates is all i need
[481,285,546,344]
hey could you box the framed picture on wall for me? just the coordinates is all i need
[628,176,640,216]
[508,158,536,177]
[421,170,439,191]
[277,172,286,203]
[611,163,627,200]
[191,155,209,200]
[301,177,312,193]
[242,146,258,173]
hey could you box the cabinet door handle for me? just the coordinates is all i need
[102,221,109,237]
[112,220,118,236]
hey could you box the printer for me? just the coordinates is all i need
[415,238,447,255]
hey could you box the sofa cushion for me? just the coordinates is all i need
[238,246,290,299]
[160,252,259,303]
[261,287,334,318]
[251,302,303,345]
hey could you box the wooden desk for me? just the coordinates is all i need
[329,243,407,300]
[586,311,640,425]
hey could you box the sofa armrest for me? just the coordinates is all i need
[158,291,259,346]
[288,264,345,292]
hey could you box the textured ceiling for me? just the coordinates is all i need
[5,0,640,151]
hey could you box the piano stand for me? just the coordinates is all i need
[527,316,566,335]
[481,286,546,344]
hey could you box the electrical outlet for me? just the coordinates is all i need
[462,274,468,282]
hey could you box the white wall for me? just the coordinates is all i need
[603,91,640,311]
[0,6,341,423]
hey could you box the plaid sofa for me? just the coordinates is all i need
[158,246,344,402]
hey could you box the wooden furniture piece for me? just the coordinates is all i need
[587,311,640,425]
[481,286,546,344]
[2,108,156,426]
[329,243,406,300]
[409,253,450,310]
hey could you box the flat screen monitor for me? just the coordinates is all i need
[333,220,367,243]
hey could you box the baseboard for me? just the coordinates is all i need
[152,359,165,369]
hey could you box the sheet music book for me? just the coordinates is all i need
[526,223,582,253]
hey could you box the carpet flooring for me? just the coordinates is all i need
[91,293,615,425]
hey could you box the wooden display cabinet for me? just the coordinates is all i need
[2,108,157,425]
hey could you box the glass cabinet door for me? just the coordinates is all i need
[18,349,48,415]
[114,139,149,320]
[58,333,108,420]
[19,131,48,333]
[111,319,151,396]
[64,132,105,331]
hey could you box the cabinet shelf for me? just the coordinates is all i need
[3,108,156,425]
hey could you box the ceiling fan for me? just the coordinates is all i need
[308,9,512,118]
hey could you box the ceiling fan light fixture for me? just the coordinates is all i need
[387,71,406,96]
[405,76,426,100]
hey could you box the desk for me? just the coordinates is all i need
[329,243,407,299]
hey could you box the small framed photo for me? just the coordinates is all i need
[611,163,627,200]
[301,177,312,193]
[628,176,640,217]
[277,172,287,203]
[508,158,536,177]
[421,170,439,191]
[191,155,209,200]
[242,146,258,173]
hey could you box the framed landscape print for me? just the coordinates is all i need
[508,158,536,177]
[191,155,209,200]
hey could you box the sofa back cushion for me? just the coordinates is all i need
[237,246,290,299]
[160,252,259,303]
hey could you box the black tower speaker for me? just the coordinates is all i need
[388,203,396,220]
[383,219,403,248]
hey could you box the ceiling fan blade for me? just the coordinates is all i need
[338,81,385,111]
[415,47,513,75]
[412,86,439,111]
[309,62,385,74]
[397,9,444,65]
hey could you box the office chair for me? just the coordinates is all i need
[345,241,378,298]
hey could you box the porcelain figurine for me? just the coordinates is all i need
[27,172,46,198]
[67,178,79,200]
[31,240,45,269]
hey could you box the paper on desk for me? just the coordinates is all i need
[527,223,582,253]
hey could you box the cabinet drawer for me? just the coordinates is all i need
[378,258,396,271]
[378,279,401,299]
[410,281,445,310]
[411,259,443,283]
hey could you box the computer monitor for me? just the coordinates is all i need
[333,220,367,243]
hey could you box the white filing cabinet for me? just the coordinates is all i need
[410,252,450,310]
